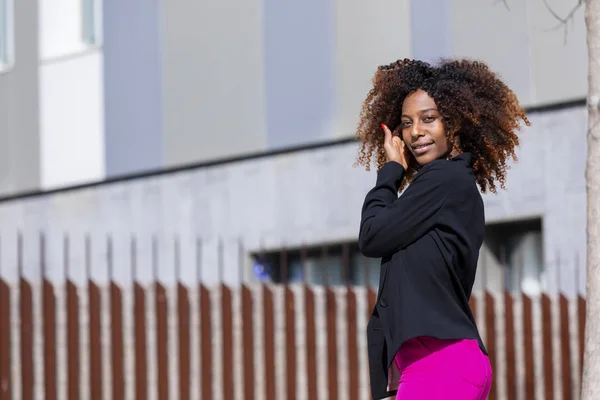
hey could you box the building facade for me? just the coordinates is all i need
[0,1,590,398]
[0,0,589,294]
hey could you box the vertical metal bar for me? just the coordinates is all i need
[0,235,11,399]
[541,294,554,400]
[302,246,317,400]
[153,236,169,400]
[220,238,234,400]
[283,245,296,400]
[240,238,255,400]
[87,235,103,400]
[263,282,276,400]
[522,293,535,399]
[41,233,57,400]
[577,252,586,381]
[343,243,358,400]
[484,291,497,400]
[502,245,516,400]
[323,244,338,399]
[176,236,191,400]
[579,295,586,382]
[109,235,125,400]
[132,237,147,400]
[560,294,573,399]
[65,235,80,400]
[504,291,516,400]
[198,238,212,400]
[19,233,34,400]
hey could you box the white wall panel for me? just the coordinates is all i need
[39,51,105,189]
[39,0,96,60]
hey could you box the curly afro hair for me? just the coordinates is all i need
[355,58,530,193]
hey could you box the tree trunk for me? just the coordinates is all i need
[582,1,600,399]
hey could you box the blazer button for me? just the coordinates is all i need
[379,297,388,307]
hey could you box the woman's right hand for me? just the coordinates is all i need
[382,123,409,169]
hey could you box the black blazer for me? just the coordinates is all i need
[359,153,487,400]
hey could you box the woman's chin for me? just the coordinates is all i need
[413,150,447,166]
[414,154,435,166]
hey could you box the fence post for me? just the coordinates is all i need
[64,235,80,400]
[132,236,148,400]
[240,238,255,400]
[303,246,318,400]
[0,236,12,399]
[176,235,191,400]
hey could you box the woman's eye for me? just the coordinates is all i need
[400,121,411,128]
[423,116,435,122]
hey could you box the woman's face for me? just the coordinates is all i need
[398,89,453,165]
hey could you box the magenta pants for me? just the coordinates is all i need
[394,336,492,399]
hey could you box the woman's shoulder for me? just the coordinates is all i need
[411,156,479,200]
[414,156,472,183]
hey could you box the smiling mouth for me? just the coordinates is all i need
[412,143,434,155]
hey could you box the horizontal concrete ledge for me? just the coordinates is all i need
[0,97,586,204]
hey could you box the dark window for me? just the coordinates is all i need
[251,242,380,287]
[481,219,544,294]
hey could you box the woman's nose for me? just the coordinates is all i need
[411,123,423,138]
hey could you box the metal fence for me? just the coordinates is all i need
[0,233,587,400]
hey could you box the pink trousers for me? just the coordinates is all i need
[394,336,492,399]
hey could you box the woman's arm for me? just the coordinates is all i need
[358,160,453,258]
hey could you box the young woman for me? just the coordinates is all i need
[356,58,529,399]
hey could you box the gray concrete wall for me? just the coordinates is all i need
[0,105,587,295]
[160,0,268,167]
[0,0,40,196]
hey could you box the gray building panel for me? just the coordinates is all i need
[264,0,336,149]
[0,0,40,196]
[160,0,268,167]
[410,0,452,62]
[102,0,163,177]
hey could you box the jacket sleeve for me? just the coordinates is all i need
[358,160,453,258]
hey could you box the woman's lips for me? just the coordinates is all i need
[412,142,434,156]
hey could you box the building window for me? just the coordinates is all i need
[481,219,545,295]
[0,0,14,69]
[39,0,101,61]
[81,0,99,45]
[251,242,380,287]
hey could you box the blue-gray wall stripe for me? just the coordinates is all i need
[410,0,452,63]
[102,0,163,177]
[264,0,336,150]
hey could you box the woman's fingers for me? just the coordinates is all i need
[392,135,404,148]
[381,123,392,145]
